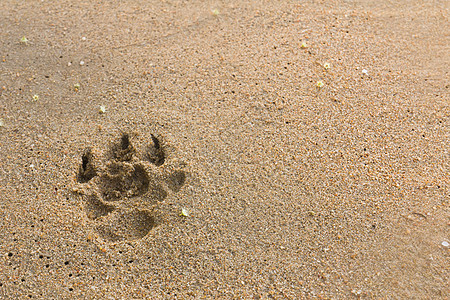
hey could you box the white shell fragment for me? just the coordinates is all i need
[181,208,189,217]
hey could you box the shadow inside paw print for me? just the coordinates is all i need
[75,132,186,242]
[99,162,150,202]
[96,209,156,242]
[77,148,97,183]
[164,169,186,192]
[109,133,136,162]
[145,134,165,166]
[84,193,115,220]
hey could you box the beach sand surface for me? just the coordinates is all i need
[0,0,448,298]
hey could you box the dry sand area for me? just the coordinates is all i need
[0,0,449,298]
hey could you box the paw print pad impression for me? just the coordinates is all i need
[74,133,186,242]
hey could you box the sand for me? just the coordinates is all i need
[0,0,448,298]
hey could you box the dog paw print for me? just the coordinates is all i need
[74,133,186,242]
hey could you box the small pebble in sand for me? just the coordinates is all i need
[20,36,29,44]
[442,241,449,247]
[316,81,324,88]
[82,36,87,41]
[74,83,80,91]
[99,105,106,114]
[300,42,307,48]
[80,61,85,66]
[324,62,330,69]
[180,208,190,217]
[362,69,368,75]
[32,94,39,101]
[212,9,220,16]
[0,119,4,127]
